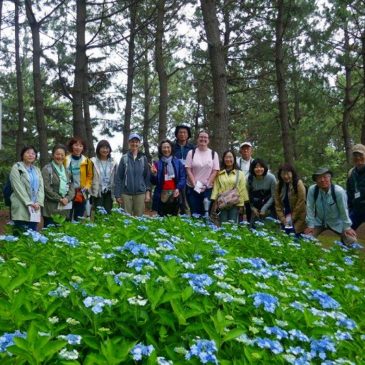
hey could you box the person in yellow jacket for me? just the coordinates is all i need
[64,137,93,220]
[211,150,249,224]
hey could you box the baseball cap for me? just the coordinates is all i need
[352,144,365,156]
[128,133,141,141]
[240,141,252,148]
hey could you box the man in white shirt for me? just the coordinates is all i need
[237,142,254,177]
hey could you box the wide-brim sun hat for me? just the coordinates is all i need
[312,167,333,181]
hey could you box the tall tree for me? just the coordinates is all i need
[73,0,87,142]
[274,0,295,165]
[200,0,229,157]
[14,0,25,159]
[155,0,168,142]
[123,0,138,153]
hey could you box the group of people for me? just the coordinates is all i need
[7,125,365,245]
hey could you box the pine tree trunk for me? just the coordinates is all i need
[275,0,295,165]
[200,0,229,158]
[361,30,365,145]
[123,1,138,153]
[15,0,25,160]
[342,25,353,164]
[25,0,48,167]
[83,59,95,156]
[73,0,87,140]
[155,0,168,142]
[142,45,151,162]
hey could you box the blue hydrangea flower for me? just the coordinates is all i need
[157,240,175,251]
[310,336,336,360]
[83,296,113,314]
[344,284,360,292]
[193,254,203,261]
[96,206,108,215]
[130,343,154,361]
[255,337,284,354]
[308,290,340,309]
[0,235,18,242]
[336,317,357,330]
[0,330,27,353]
[343,256,354,266]
[58,334,82,345]
[288,329,310,342]
[251,292,279,313]
[24,230,48,243]
[164,255,183,264]
[101,253,116,259]
[127,258,156,272]
[182,273,213,295]
[116,241,154,256]
[185,339,218,364]
[157,356,173,365]
[54,235,79,247]
[48,284,71,298]
[334,330,353,341]
[264,326,288,340]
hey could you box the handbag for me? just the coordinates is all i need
[74,188,86,203]
[217,171,240,210]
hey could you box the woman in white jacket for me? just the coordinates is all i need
[91,140,118,213]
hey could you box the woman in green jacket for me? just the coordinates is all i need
[42,144,75,227]
[10,146,44,232]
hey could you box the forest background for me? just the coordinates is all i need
[0,0,364,190]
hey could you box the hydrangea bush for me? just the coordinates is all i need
[0,211,364,364]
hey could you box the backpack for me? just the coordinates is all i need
[3,176,13,207]
[191,147,216,161]
[2,165,24,207]
[313,184,337,217]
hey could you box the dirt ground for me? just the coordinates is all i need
[1,208,364,241]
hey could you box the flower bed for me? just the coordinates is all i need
[0,210,364,364]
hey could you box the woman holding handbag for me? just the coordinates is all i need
[211,150,248,224]
[150,139,186,216]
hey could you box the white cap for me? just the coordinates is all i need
[240,141,252,148]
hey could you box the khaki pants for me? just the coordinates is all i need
[313,226,356,245]
[121,194,145,217]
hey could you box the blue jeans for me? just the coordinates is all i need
[70,201,86,221]
[13,220,38,234]
[186,186,212,216]
[219,206,239,224]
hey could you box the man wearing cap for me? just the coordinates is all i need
[173,125,195,214]
[347,144,365,230]
[114,133,151,216]
[237,142,254,222]
[237,142,254,177]
[305,167,357,245]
